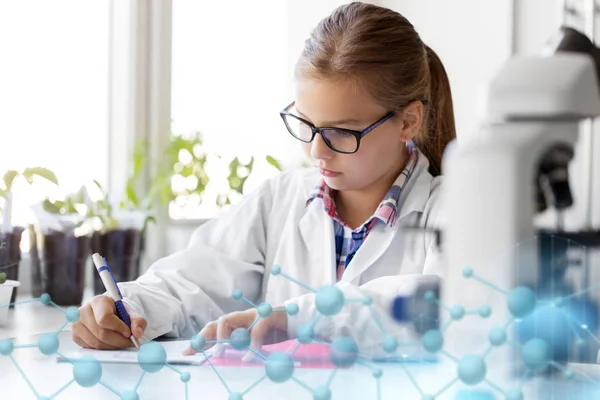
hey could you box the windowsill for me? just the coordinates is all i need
[167,218,212,226]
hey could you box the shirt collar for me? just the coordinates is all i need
[306,142,419,229]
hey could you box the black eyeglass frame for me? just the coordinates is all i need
[279,100,427,154]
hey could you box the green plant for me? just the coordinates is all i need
[0,272,5,284]
[216,156,255,207]
[0,167,58,214]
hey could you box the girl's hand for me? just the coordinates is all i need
[183,306,288,361]
[72,295,147,350]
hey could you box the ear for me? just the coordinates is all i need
[398,101,424,141]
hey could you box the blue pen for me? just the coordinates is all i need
[92,253,140,348]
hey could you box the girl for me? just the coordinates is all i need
[72,2,455,358]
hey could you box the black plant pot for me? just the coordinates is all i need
[0,226,25,306]
[30,228,92,306]
[92,228,142,295]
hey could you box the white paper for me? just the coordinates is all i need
[56,340,210,366]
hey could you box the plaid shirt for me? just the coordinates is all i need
[306,143,419,281]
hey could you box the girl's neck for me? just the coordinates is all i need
[335,154,408,230]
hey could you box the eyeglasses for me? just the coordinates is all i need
[279,101,395,154]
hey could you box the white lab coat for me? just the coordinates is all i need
[119,153,445,356]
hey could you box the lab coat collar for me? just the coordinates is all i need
[298,155,434,284]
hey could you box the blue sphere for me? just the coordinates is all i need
[138,341,167,373]
[230,328,251,351]
[286,303,299,316]
[40,293,51,305]
[506,388,523,400]
[257,303,273,318]
[265,352,295,383]
[564,370,575,380]
[232,289,243,300]
[315,286,344,316]
[522,338,551,373]
[458,355,487,385]
[190,334,206,352]
[0,339,14,355]
[229,393,243,400]
[330,337,359,368]
[372,368,383,378]
[271,265,281,276]
[38,333,59,355]
[553,297,565,308]
[489,328,507,347]
[120,390,139,400]
[66,307,80,323]
[508,287,537,319]
[455,390,495,400]
[180,372,191,382]
[478,306,492,318]
[450,305,465,320]
[424,291,436,302]
[297,325,314,344]
[422,330,444,353]
[382,336,398,354]
[73,356,102,387]
[462,268,473,278]
[313,386,331,400]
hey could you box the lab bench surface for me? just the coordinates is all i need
[1,300,600,399]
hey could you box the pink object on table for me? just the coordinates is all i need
[204,340,335,369]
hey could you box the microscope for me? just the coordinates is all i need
[439,25,600,389]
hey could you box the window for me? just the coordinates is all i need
[169,0,308,219]
[0,0,109,228]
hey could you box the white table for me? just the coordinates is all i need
[2,299,600,399]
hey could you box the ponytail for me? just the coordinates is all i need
[414,45,456,177]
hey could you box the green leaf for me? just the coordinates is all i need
[3,170,19,191]
[0,188,6,199]
[0,272,6,284]
[126,180,139,208]
[42,199,63,214]
[23,167,59,185]
[74,185,87,204]
[266,155,282,171]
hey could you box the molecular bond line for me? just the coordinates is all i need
[2,262,599,399]
[187,264,390,400]
[0,295,191,400]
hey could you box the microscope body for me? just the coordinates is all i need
[442,48,600,385]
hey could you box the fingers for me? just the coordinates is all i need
[90,297,131,338]
[182,320,218,356]
[130,317,147,339]
[84,306,134,348]
[72,321,121,350]
[214,316,234,357]
[72,295,133,349]
[248,318,270,355]
[182,310,257,356]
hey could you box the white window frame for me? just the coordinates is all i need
[107,0,173,266]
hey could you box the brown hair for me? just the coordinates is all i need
[295,2,456,176]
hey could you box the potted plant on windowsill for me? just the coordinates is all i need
[88,178,154,295]
[31,185,93,306]
[0,271,20,325]
[0,167,58,305]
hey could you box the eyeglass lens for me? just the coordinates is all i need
[283,115,358,153]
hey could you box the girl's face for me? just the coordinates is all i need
[293,77,423,192]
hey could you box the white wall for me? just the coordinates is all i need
[379,0,514,140]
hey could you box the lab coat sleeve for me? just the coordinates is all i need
[117,178,274,342]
